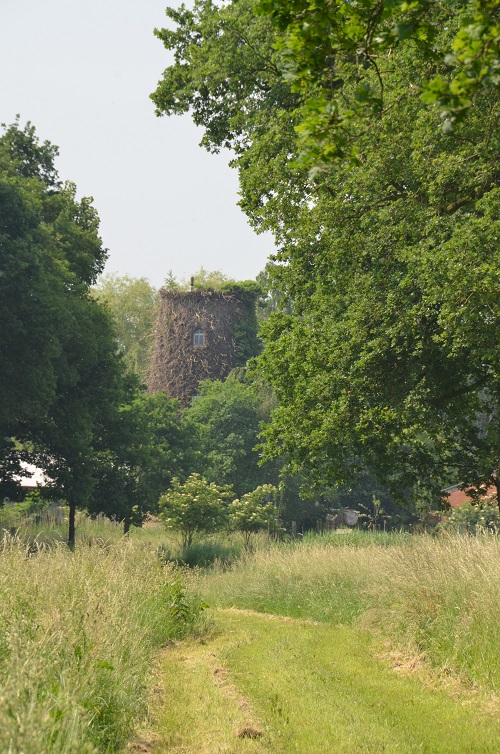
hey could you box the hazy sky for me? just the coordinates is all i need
[0,0,274,288]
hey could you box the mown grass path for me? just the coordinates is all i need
[135,608,500,754]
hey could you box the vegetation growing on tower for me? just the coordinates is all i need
[148,280,261,404]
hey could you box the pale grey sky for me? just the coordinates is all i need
[0,0,273,288]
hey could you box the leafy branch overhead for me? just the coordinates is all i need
[255,0,500,169]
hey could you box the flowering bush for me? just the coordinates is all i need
[229,485,280,545]
[438,497,500,534]
[159,474,233,548]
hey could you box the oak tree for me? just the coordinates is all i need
[154,0,500,508]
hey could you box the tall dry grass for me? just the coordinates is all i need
[194,532,500,694]
[0,537,206,753]
[364,533,500,690]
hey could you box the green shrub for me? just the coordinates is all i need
[159,473,233,548]
[438,499,500,533]
[229,484,280,546]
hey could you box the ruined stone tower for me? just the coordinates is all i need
[148,283,260,405]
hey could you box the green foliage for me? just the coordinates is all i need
[0,146,106,431]
[257,97,500,501]
[256,0,500,168]
[438,499,500,534]
[93,273,159,383]
[191,267,236,290]
[0,117,61,186]
[159,473,233,547]
[229,484,280,545]
[225,280,263,365]
[129,391,197,509]
[256,262,292,325]
[0,538,207,753]
[154,0,499,513]
[31,296,132,543]
[165,577,208,636]
[88,390,196,529]
[0,119,133,543]
[0,120,192,541]
[185,374,278,497]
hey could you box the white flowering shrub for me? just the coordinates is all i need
[229,484,280,545]
[159,473,233,548]
[438,496,500,534]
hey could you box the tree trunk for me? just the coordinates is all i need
[123,518,130,535]
[495,476,500,514]
[68,501,76,549]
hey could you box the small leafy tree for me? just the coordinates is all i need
[229,484,280,546]
[159,473,232,548]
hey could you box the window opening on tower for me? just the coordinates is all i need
[193,328,205,347]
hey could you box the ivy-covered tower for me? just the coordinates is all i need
[148,281,260,404]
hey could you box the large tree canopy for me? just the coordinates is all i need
[0,120,109,430]
[153,0,499,508]
[0,120,133,541]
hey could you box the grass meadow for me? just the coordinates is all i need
[151,608,500,754]
[192,529,500,697]
[0,530,207,754]
[0,514,499,752]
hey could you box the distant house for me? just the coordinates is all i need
[442,483,497,508]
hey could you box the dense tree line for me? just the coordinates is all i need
[6,0,496,540]
[0,115,426,539]
[0,123,315,544]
